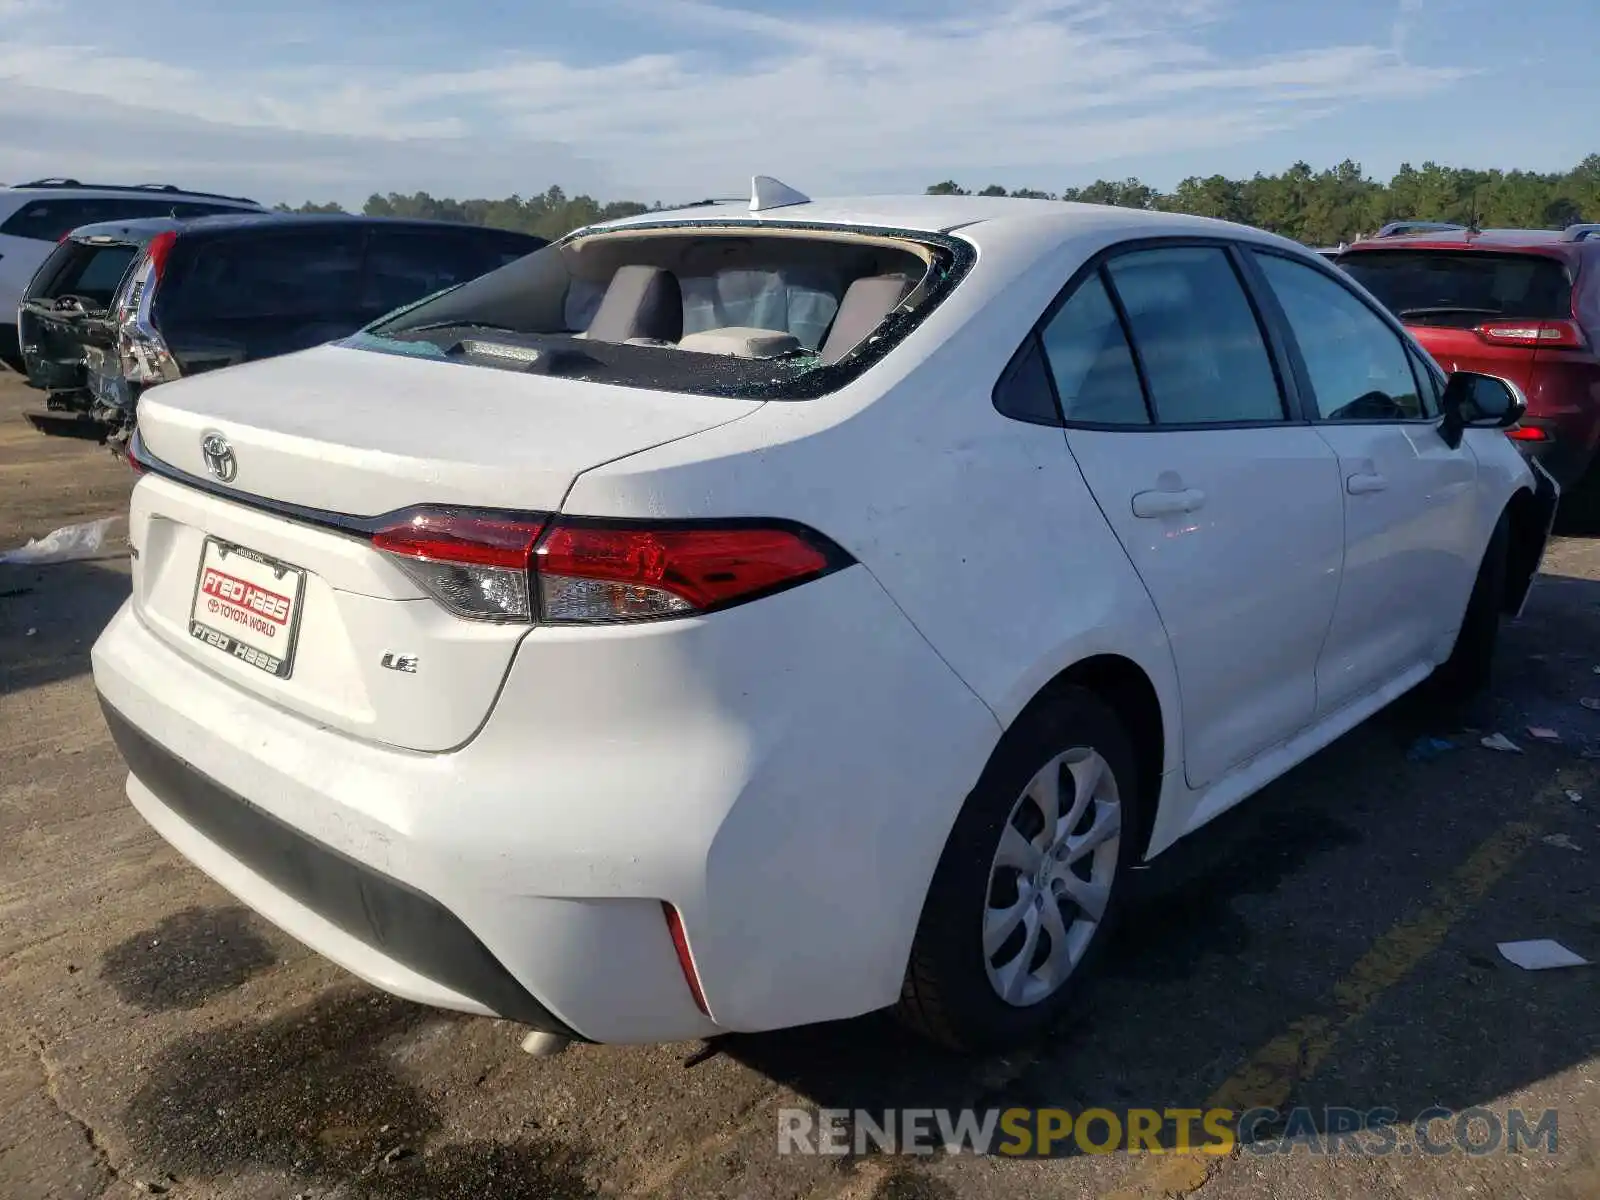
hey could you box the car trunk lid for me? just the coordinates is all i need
[129,343,765,751]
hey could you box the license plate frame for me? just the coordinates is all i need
[188,537,307,679]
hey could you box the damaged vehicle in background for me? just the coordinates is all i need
[18,213,546,448]
[1,178,265,374]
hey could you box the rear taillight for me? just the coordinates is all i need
[372,510,547,621]
[536,522,835,622]
[144,231,177,280]
[1507,425,1549,442]
[116,235,180,388]
[1474,319,1588,349]
[369,506,848,624]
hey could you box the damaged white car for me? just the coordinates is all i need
[93,178,1554,1052]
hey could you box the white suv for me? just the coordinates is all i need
[91,182,1556,1052]
[0,179,263,371]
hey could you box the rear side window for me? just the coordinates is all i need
[1256,252,1423,421]
[1104,246,1283,424]
[360,230,522,315]
[0,197,233,242]
[163,230,365,321]
[1339,251,1573,327]
[1038,273,1148,425]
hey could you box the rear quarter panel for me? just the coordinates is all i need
[560,216,1185,790]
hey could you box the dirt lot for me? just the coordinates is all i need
[1,370,1597,1200]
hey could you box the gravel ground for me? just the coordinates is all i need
[1,371,1596,1200]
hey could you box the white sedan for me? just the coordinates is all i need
[92,179,1555,1052]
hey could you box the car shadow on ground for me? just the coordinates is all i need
[716,568,1600,1153]
[0,557,130,696]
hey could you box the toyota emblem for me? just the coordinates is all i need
[200,432,237,483]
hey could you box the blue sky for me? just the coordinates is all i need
[0,0,1593,207]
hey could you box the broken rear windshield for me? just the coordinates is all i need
[349,223,969,400]
[1340,251,1573,327]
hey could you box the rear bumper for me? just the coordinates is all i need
[92,566,999,1042]
[100,698,580,1037]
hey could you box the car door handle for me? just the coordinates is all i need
[1346,472,1388,495]
[1131,488,1206,518]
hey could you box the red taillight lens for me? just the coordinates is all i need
[662,902,709,1015]
[372,509,547,621]
[536,522,835,622]
[373,510,548,568]
[368,507,846,624]
[144,230,177,280]
[1474,319,1587,349]
[1507,425,1549,442]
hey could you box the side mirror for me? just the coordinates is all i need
[1439,371,1527,448]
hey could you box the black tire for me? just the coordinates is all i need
[1433,512,1509,697]
[895,686,1140,1052]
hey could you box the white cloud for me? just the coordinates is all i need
[0,0,1466,205]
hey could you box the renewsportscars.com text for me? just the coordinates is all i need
[777,1106,1560,1158]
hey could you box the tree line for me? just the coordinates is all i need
[276,185,651,242]
[281,156,1600,246]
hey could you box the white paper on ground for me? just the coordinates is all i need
[0,517,117,565]
[1497,940,1591,970]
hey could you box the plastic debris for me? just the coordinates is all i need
[25,627,36,637]
[0,516,116,564]
[1480,733,1523,753]
[1541,833,1582,852]
[1497,939,1591,970]
[1527,726,1562,743]
[1567,790,1585,804]
[1583,698,1600,711]
[1406,736,1456,762]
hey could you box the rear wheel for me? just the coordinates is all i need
[896,687,1138,1052]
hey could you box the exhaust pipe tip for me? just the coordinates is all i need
[520,1030,572,1058]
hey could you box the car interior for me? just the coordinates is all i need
[377,229,937,370]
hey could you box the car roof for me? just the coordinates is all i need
[0,179,261,206]
[66,212,549,245]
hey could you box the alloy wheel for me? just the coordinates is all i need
[982,747,1122,1007]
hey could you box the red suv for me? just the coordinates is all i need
[1337,227,1600,492]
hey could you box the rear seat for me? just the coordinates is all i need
[818,275,912,364]
[585,266,683,343]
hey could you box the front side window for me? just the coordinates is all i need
[1037,273,1148,425]
[1408,344,1443,417]
[1104,246,1284,425]
[1256,252,1422,421]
